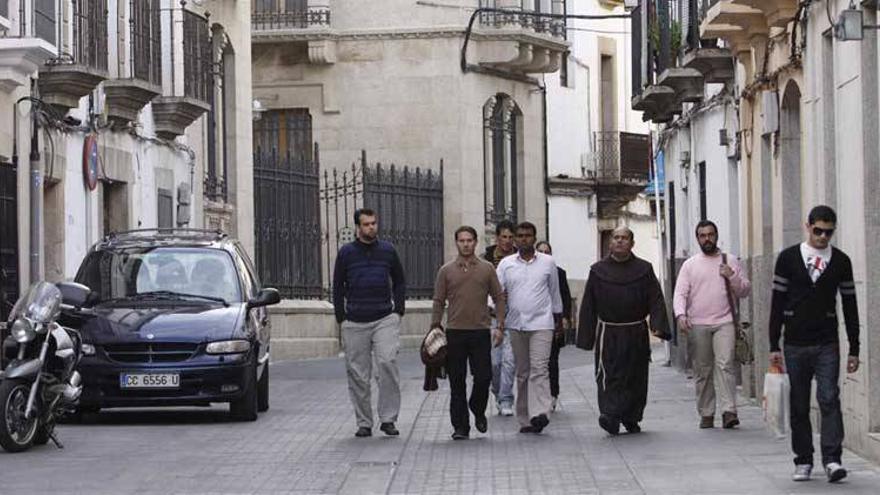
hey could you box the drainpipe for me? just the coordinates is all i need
[542,78,549,241]
[28,91,43,282]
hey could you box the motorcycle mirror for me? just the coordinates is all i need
[56,282,92,308]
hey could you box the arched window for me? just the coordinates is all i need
[483,94,522,227]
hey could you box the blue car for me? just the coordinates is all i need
[64,229,280,421]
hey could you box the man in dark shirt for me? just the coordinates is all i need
[483,220,517,416]
[536,241,572,412]
[769,205,860,483]
[333,208,406,438]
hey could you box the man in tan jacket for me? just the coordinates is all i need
[432,226,506,440]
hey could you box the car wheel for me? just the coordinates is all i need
[230,356,258,422]
[257,362,269,413]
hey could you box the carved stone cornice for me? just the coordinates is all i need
[151,96,211,140]
[547,176,597,198]
[0,38,57,91]
[38,63,108,115]
[252,26,567,51]
[103,78,162,124]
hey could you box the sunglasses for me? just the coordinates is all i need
[811,226,835,238]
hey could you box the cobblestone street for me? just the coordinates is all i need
[3,345,880,494]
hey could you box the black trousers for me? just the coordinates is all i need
[785,343,844,466]
[549,331,564,398]
[446,329,492,433]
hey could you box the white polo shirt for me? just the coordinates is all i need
[496,251,563,331]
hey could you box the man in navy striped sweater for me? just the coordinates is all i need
[769,205,860,483]
[333,208,407,438]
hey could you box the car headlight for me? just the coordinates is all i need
[81,343,96,356]
[206,340,251,354]
[11,318,36,343]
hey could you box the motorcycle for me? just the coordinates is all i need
[0,281,90,452]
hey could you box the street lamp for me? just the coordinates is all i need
[837,2,864,41]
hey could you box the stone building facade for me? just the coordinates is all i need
[633,0,880,463]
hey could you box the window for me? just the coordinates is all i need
[130,0,161,85]
[158,188,173,229]
[253,109,313,161]
[206,33,233,202]
[483,94,521,227]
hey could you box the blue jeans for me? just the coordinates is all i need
[784,343,844,467]
[491,327,515,407]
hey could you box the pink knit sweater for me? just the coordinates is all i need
[673,252,751,326]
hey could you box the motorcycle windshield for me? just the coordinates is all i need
[10,282,62,324]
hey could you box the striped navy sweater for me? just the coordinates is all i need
[769,244,859,356]
[333,239,406,323]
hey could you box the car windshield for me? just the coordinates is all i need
[75,247,242,304]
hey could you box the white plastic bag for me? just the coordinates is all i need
[762,365,790,438]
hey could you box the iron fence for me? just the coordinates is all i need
[253,143,323,299]
[593,131,651,184]
[0,162,18,322]
[130,0,161,85]
[252,0,330,30]
[71,0,107,71]
[182,9,210,102]
[321,152,444,300]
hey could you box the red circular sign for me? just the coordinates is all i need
[83,134,99,191]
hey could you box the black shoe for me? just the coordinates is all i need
[623,422,641,434]
[475,415,488,433]
[451,429,470,440]
[355,427,372,438]
[379,422,399,436]
[519,425,538,433]
[598,415,620,436]
[530,414,549,433]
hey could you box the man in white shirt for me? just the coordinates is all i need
[496,221,563,433]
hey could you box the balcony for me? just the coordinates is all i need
[0,0,59,91]
[251,1,335,64]
[730,0,797,29]
[471,1,568,74]
[151,8,210,140]
[103,0,162,125]
[38,0,108,115]
[700,0,768,54]
[589,131,651,217]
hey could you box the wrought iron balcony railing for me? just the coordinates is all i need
[591,131,651,184]
[251,2,330,31]
[182,9,209,102]
[69,0,108,71]
[477,1,566,38]
[129,0,161,85]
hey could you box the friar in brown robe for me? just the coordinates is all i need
[577,227,670,435]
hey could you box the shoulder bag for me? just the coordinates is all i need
[722,253,754,365]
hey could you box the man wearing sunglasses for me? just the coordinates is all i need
[769,205,860,483]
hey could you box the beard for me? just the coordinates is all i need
[700,241,717,254]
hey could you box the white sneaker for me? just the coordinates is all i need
[500,405,514,417]
[825,462,847,483]
[551,396,558,412]
[792,464,812,482]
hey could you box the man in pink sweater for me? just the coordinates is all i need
[673,220,751,429]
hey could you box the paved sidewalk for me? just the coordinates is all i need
[1,345,879,494]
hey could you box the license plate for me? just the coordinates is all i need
[120,373,180,389]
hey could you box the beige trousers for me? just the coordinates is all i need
[510,329,554,427]
[688,322,737,417]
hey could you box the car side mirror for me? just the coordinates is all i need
[56,282,92,308]
[248,288,281,309]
